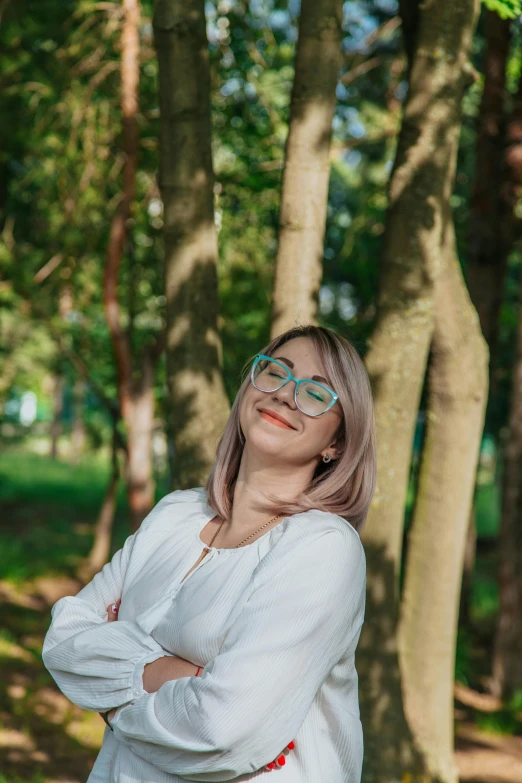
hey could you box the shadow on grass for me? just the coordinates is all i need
[0,445,170,781]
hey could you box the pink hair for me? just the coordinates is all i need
[205,325,376,533]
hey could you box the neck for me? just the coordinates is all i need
[227,447,315,533]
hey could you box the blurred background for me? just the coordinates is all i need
[1,0,522,781]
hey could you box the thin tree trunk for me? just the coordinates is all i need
[467,11,511,361]
[103,0,157,527]
[492,268,522,698]
[270,0,343,337]
[398,217,489,783]
[153,0,229,489]
[79,422,120,582]
[71,378,86,463]
[358,0,480,778]
[126,349,155,531]
[491,72,522,699]
[50,374,64,460]
[463,12,510,635]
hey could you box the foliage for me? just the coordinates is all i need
[482,0,522,20]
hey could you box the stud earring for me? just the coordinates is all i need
[322,453,332,463]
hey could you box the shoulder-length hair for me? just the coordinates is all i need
[206,325,376,533]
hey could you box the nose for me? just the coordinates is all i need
[271,379,297,408]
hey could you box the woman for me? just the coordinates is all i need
[43,324,376,783]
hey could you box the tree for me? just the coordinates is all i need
[270,0,344,337]
[358,0,485,780]
[153,0,230,489]
[103,0,165,531]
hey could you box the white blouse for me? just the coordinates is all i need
[42,487,366,783]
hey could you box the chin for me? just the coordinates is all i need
[245,423,292,456]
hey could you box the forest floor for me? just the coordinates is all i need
[0,445,521,782]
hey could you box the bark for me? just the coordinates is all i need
[270,0,343,338]
[358,0,480,779]
[492,268,522,698]
[467,11,511,379]
[79,423,121,583]
[49,374,64,460]
[398,218,489,783]
[491,73,522,699]
[153,0,230,488]
[463,12,510,636]
[103,0,157,530]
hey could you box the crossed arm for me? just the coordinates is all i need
[42,516,365,782]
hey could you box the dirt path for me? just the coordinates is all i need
[456,723,522,783]
[1,578,522,782]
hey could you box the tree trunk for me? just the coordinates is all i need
[270,0,343,337]
[153,0,230,489]
[398,217,489,783]
[492,268,522,698]
[126,350,155,531]
[71,378,86,463]
[463,11,510,640]
[79,422,120,582]
[358,0,480,778]
[467,11,511,361]
[49,374,64,460]
[103,0,157,528]
[491,72,522,699]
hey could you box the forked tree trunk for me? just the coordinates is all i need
[104,0,158,529]
[358,0,480,778]
[153,0,230,488]
[270,0,343,338]
[398,217,489,783]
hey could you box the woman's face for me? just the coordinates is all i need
[239,337,344,470]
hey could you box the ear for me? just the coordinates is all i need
[322,439,343,463]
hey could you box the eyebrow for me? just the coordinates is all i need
[274,356,330,385]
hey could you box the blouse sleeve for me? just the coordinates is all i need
[42,496,178,713]
[110,527,366,782]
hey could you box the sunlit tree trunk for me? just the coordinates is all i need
[153,0,229,488]
[398,216,488,783]
[104,0,157,530]
[358,0,480,779]
[270,0,343,338]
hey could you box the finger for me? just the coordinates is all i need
[264,741,295,770]
[107,602,120,622]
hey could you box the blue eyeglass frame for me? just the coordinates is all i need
[250,353,339,417]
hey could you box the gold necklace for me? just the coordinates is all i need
[208,512,285,549]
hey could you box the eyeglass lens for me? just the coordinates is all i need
[253,358,333,416]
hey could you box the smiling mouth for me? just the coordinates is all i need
[258,410,295,430]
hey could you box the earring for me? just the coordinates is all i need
[322,453,332,463]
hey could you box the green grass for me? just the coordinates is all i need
[0,445,169,584]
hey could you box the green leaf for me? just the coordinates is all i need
[482,0,522,19]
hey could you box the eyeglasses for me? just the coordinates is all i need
[250,353,339,417]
